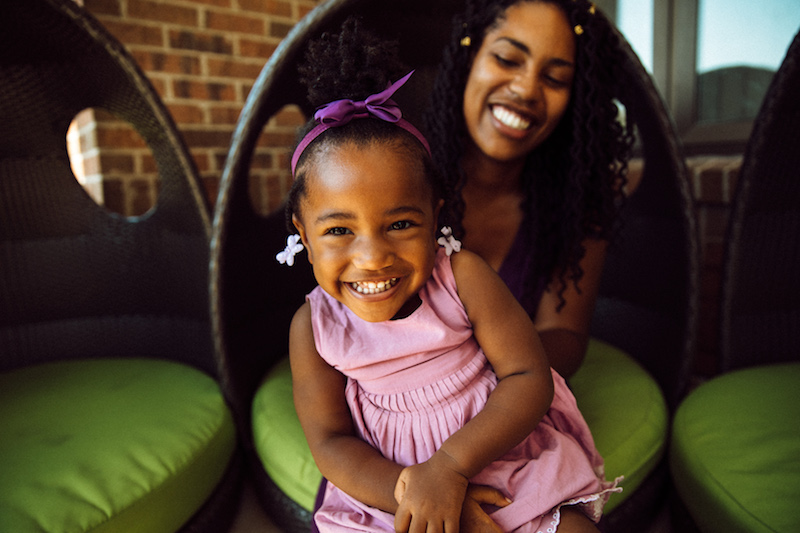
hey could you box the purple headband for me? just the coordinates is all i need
[290,70,431,176]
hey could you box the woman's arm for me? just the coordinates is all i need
[289,302,403,514]
[534,237,608,378]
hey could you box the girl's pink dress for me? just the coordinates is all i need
[307,248,620,532]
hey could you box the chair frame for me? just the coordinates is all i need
[210,1,699,530]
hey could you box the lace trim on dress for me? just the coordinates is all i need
[537,475,624,533]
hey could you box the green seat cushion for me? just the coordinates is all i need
[252,339,667,514]
[571,339,668,512]
[0,358,236,533]
[253,357,322,512]
[670,363,800,533]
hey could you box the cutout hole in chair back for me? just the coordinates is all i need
[67,107,160,218]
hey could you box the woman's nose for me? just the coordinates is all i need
[352,235,395,270]
[510,71,542,103]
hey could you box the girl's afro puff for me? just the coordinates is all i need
[298,16,408,107]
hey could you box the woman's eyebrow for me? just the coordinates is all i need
[496,36,575,68]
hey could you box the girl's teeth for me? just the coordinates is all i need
[492,106,531,130]
[351,278,398,294]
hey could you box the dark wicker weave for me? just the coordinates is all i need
[719,30,800,373]
[0,0,241,531]
[210,1,698,530]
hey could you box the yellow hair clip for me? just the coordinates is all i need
[460,36,472,47]
[574,24,584,35]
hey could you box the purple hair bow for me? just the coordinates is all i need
[291,71,431,175]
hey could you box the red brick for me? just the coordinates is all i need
[256,131,296,147]
[239,38,277,59]
[182,129,234,148]
[189,0,232,7]
[205,11,265,35]
[98,19,165,46]
[202,175,221,207]
[102,179,125,214]
[270,20,293,39]
[207,57,264,79]
[96,127,148,149]
[173,80,237,102]
[141,153,157,174]
[168,103,206,125]
[132,51,202,75]
[99,153,135,173]
[193,153,211,173]
[239,0,292,17]
[128,0,199,26]
[130,178,157,216]
[210,105,244,125]
[169,29,234,54]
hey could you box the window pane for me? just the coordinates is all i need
[616,0,654,72]
[696,0,799,124]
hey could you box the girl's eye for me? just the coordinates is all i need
[325,227,350,236]
[390,220,413,231]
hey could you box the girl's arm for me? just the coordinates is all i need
[442,249,554,477]
[395,250,553,532]
[534,237,608,378]
[289,302,403,514]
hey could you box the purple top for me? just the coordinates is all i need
[497,224,548,317]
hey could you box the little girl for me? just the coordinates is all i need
[279,19,619,533]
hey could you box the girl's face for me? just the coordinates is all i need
[293,142,441,323]
[463,1,575,164]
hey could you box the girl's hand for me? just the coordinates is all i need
[393,457,469,533]
[460,485,510,533]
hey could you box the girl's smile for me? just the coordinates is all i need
[292,141,440,323]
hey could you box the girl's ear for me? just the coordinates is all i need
[434,198,444,220]
[292,214,313,265]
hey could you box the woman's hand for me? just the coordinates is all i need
[460,485,510,533]
[393,456,469,533]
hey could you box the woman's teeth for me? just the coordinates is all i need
[351,278,398,295]
[492,106,531,130]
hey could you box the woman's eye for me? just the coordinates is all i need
[493,54,518,67]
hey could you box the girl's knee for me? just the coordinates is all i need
[556,507,600,533]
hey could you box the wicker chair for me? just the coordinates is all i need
[0,0,241,531]
[210,0,697,530]
[670,30,800,533]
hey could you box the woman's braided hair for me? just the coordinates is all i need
[424,0,635,309]
[285,17,442,231]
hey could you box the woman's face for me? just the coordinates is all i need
[463,1,576,165]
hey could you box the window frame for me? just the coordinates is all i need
[615,0,754,154]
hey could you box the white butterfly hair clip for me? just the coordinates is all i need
[437,226,462,256]
[276,234,304,266]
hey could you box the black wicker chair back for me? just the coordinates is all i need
[0,1,241,531]
[0,0,215,375]
[719,30,800,372]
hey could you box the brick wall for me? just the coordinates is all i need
[75,0,320,216]
[687,155,742,377]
